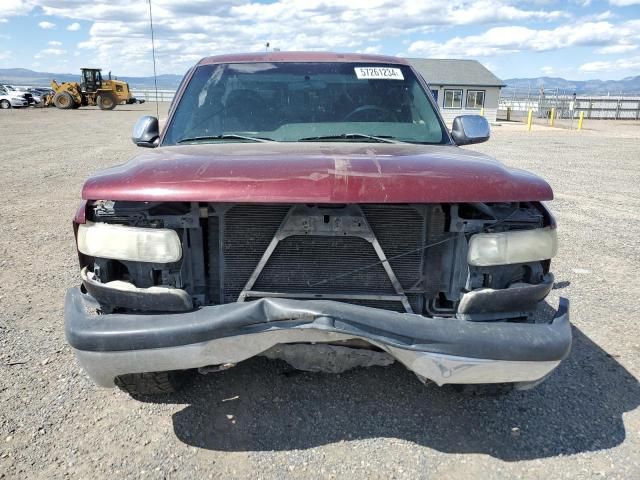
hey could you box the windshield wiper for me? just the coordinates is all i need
[177,134,275,144]
[297,133,403,144]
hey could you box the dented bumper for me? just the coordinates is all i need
[64,287,571,388]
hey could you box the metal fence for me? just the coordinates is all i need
[130,89,176,103]
[499,87,640,120]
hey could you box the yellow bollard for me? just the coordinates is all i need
[550,107,555,127]
[577,111,584,130]
[480,107,484,116]
[527,109,533,131]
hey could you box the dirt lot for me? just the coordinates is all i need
[1,105,639,479]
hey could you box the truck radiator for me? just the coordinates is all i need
[207,204,445,313]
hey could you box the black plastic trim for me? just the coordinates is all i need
[81,267,193,312]
[457,273,554,321]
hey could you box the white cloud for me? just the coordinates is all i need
[0,0,31,22]
[608,0,640,5]
[579,56,640,72]
[34,48,66,59]
[0,0,636,77]
[406,20,640,58]
[359,45,383,54]
[48,40,62,46]
[38,21,56,29]
[541,66,554,75]
[596,44,638,54]
[594,11,613,20]
[10,0,569,75]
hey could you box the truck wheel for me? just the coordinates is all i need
[114,370,191,395]
[0,99,10,109]
[53,92,75,109]
[97,93,117,110]
[449,383,515,396]
[72,102,81,109]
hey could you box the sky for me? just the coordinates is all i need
[0,0,639,80]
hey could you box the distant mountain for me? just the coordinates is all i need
[0,68,184,90]
[502,75,640,95]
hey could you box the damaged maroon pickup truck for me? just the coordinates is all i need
[64,52,570,396]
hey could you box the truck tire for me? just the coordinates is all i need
[97,92,117,110]
[114,370,191,396]
[53,92,75,109]
[0,99,10,109]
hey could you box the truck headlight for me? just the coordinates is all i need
[77,222,182,263]
[467,227,557,266]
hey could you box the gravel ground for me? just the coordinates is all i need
[0,105,638,479]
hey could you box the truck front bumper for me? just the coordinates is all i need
[64,287,571,388]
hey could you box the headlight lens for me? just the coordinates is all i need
[77,222,182,263]
[467,227,557,266]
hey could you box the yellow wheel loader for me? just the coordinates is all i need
[49,68,145,110]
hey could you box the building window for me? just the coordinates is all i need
[443,89,463,109]
[466,90,485,109]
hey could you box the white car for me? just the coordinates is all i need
[7,85,36,104]
[0,93,28,109]
[0,85,32,107]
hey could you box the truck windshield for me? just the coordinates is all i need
[163,62,449,145]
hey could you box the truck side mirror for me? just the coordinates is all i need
[132,116,160,148]
[451,115,490,146]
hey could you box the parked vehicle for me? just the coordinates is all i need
[1,84,34,104]
[50,68,144,110]
[65,52,570,396]
[26,87,47,104]
[0,94,28,109]
[31,87,55,97]
[29,87,55,106]
[0,85,29,108]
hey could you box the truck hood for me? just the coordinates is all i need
[82,143,553,203]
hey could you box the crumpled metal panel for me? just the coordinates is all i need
[262,343,395,373]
